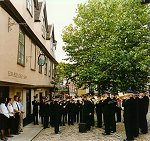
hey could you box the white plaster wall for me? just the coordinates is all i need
[0,8,51,87]
[10,0,48,49]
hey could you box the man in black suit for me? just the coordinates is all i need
[82,96,93,131]
[66,99,75,125]
[109,94,117,133]
[139,91,149,134]
[122,92,134,141]
[102,93,112,135]
[53,99,62,134]
[96,96,103,128]
[32,96,39,125]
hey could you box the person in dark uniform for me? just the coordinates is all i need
[116,96,122,122]
[131,93,139,138]
[139,91,149,134]
[61,100,67,126]
[122,93,134,141]
[39,97,45,124]
[53,99,62,134]
[66,99,75,125]
[110,94,117,133]
[96,96,103,128]
[76,100,82,123]
[43,97,50,129]
[32,96,39,125]
[90,98,95,127]
[82,96,93,131]
[102,94,112,135]
[49,100,55,127]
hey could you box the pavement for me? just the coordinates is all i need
[8,123,43,141]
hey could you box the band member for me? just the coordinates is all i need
[116,96,122,122]
[53,99,62,134]
[102,93,112,135]
[43,97,50,129]
[139,91,149,134]
[66,99,75,125]
[110,94,117,133]
[32,96,39,125]
[122,93,134,141]
[96,96,103,128]
[82,96,93,131]
[39,97,45,124]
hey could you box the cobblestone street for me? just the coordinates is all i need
[33,110,150,141]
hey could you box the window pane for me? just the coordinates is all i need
[26,0,33,15]
[18,29,25,65]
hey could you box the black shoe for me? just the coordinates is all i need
[55,131,61,134]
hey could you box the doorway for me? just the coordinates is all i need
[0,86,9,99]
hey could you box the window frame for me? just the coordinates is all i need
[30,42,36,71]
[26,0,33,16]
[17,29,25,66]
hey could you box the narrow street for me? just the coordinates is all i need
[33,109,150,141]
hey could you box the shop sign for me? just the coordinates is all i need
[8,71,27,79]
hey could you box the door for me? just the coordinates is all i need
[0,86,9,99]
[24,89,32,126]
[26,89,31,116]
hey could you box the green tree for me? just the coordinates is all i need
[62,0,150,93]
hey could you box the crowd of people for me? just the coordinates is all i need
[32,90,149,141]
[0,95,24,141]
[0,91,149,141]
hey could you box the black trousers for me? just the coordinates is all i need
[124,118,134,140]
[54,123,59,134]
[110,113,116,132]
[103,114,111,134]
[68,113,74,125]
[116,107,122,122]
[139,114,148,134]
[33,114,38,124]
[96,112,102,128]
[13,113,20,134]
[43,116,49,128]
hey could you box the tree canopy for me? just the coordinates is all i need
[62,0,150,93]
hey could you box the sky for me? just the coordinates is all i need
[45,0,88,62]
